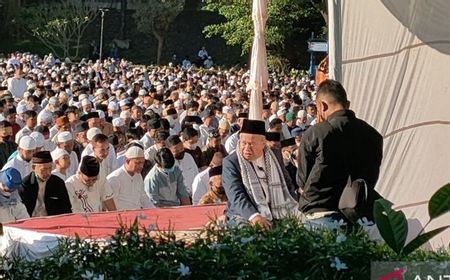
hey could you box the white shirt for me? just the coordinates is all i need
[2,154,32,179]
[81,143,118,174]
[7,77,27,99]
[192,167,210,205]
[107,166,154,210]
[67,151,79,178]
[32,179,48,217]
[0,190,29,223]
[248,156,270,221]
[52,169,68,181]
[65,174,114,213]
[225,132,239,154]
[175,153,199,196]
[140,133,154,150]
[144,144,159,161]
[281,123,291,139]
[199,124,212,146]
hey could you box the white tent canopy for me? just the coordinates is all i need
[328,0,450,249]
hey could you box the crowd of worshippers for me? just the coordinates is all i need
[0,51,323,224]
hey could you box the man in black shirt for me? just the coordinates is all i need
[297,80,383,222]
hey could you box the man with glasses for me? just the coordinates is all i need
[65,155,116,213]
[223,119,300,230]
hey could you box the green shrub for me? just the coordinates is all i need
[1,218,449,280]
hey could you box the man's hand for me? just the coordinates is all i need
[250,215,272,230]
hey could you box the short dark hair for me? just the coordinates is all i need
[23,110,37,120]
[155,130,170,143]
[317,80,349,107]
[181,127,198,140]
[155,148,175,168]
[92,133,109,144]
[0,120,11,128]
[166,135,181,148]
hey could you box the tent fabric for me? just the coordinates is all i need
[248,0,269,121]
[328,0,450,248]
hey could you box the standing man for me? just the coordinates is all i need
[297,80,383,224]
[107,146,154,210]
[7,64,27,99]
[223,119,300,230]
[20,151,72,217]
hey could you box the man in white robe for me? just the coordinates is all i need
[107,146,154,210]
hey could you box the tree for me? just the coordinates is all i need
[132,0,185,64]
[203,0,324,67]
[20,0,98,59]
[1,0,22,38]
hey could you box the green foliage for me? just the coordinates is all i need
[2,218,449,279]
[428,183,450,220]
[374,182,450,256]
[20,0,98,59]
[203,0,323,64]
[132,0,185,64]
[373,199,408,254]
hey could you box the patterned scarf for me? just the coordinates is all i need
[237,143,301,221]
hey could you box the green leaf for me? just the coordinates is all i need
[373,199,408,254]
[428,183,450,220]
[402,226,450,255]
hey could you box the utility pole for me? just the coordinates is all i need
[99,8,109,61]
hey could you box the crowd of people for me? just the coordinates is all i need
[0,51,382,229]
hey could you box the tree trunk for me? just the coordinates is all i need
[120,0,127,39]
[153,31,164,65]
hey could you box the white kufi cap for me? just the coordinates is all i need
[19,136,37,150]
[51,148,69,161]
[125,146,144,159]
[57,131,73,143]
[87,127,102,141]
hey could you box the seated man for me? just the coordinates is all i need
[107,146,154,210]
[0,167,29,223]
[144,148,190,207]
[297,80,383,225]
[198,166,227,205]
[223,119,301,230]
[20,151,72,217]
[65,155,116,213]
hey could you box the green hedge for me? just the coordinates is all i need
[2,219,449,279]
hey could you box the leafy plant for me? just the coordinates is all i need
[2,217,449,279]
[374,183,450,256]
